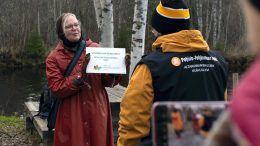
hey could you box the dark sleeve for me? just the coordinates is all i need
[101,74,122,87]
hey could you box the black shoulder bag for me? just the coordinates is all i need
[47,40,86,131]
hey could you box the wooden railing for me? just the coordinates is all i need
[24,85,126,146]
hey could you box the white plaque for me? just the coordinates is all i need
[85,47,126,74]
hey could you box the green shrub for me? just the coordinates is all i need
[215,42,225,51]
[225,55,255,73]
[23,31,45,66]
[25,31,45,59]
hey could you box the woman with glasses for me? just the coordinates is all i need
[46,13,122,146]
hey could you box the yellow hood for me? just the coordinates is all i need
[152,30,209,53]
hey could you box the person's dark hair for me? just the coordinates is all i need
[56,13,66,39]
[249,0,260,11]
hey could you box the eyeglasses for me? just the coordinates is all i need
[65,23,80,30]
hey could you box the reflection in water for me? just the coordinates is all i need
[0,68,45,116]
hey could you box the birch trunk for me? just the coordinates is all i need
[217,0,222,42]
[37,10,40,35]
[196,0,203,32]
[100,0,114,47]
[93,0,114,47]
[129,0,148,75]
[212,0,218,48]
[224,4,231,51]
[205,0,212,41]
[238,8,245,36]
[93,0,102,28]
[59,0,62,16]
[53,0,56,27]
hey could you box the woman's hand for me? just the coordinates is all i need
[73,53,91,88]
[82,53,90,76]
[125,53,131,68]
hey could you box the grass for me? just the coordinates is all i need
[0,115,42,145]
[0,115,24,132]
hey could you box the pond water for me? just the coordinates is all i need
[0,67,233,116]
[0,67,129,116]
[0,68,45,116]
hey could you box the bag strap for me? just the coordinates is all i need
[46,40,86,131]
[64,40,86,77]
[36,41,86,117]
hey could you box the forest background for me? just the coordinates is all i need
[0,0,253,74]
[0,0,252,144]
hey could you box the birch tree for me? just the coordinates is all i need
[93,0,102,29]
[100,0,114,47]
[37,8,40,35]
[196,0,203,32]
[93,0,114,47]
[217,0,222,42]
[212,0,218,48]
[205,0,212,41]
[224,4,232,51]
[129,0,148,75]
[0,0,248,58]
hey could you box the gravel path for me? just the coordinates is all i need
[0,117,41,146]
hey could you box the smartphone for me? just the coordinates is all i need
[152,101,228,146]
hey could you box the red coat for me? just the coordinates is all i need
[46,39,121,146]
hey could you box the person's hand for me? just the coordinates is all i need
[125,53,131,68]
[73,53,91,87]
[82,53,90,76]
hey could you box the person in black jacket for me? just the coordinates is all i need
[117,0,228,146]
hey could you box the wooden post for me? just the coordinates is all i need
[232,73,239,89]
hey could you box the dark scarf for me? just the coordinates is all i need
[249,0,260,11]
[60,34,83,52]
